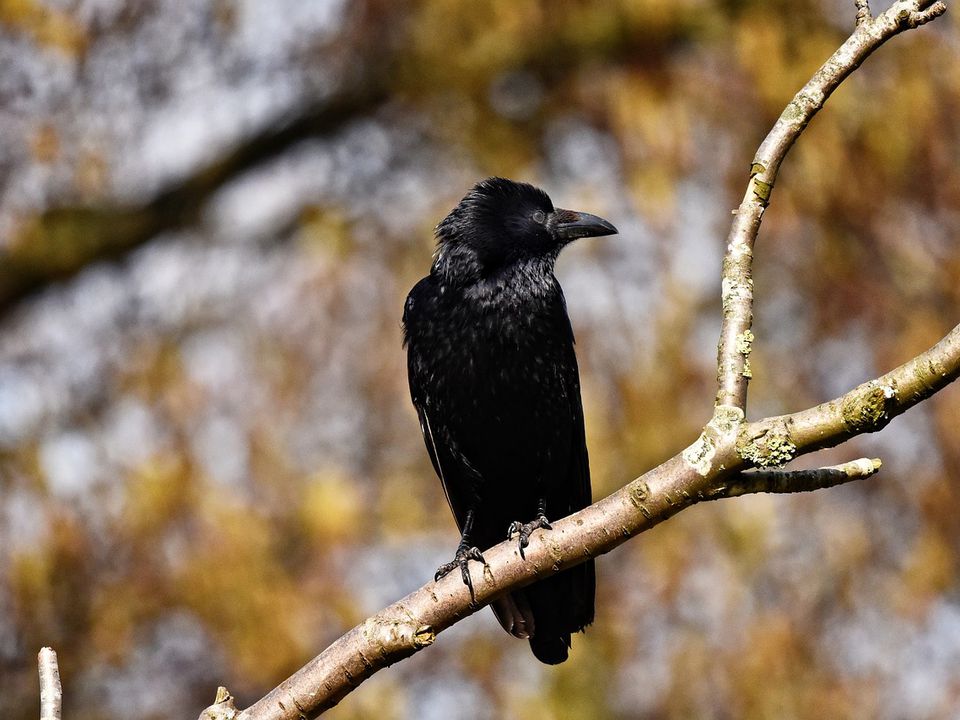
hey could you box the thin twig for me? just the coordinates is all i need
[856,0,871,26]
[714,0,946,411]
[198,687,239,720]
[38,647,62,720]
[713,457,882,498]
[912,2,948,25]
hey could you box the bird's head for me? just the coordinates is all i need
[434,177,617,278]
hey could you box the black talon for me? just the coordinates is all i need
[508,513,552,560]
[435,544,486,600]
[435,509,486,601]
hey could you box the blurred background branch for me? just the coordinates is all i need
[0,82,388,315]
[0,0,401,316]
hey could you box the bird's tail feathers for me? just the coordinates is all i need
[491,594,534,639]
[491,559,595,664]
[529,632,571,665]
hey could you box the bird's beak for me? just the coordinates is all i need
[554,209,618,242]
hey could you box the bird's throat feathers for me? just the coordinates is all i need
[431,240,560,294]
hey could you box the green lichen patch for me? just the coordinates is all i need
[783,93,815,123]
[721,276,751,311]
[752,178,772,203]
[413,625,435,648]
[628,480,650,508]
[841,381,894,432]
[738,421,796,468]
[736,329,755,356]
[711,404,745,434]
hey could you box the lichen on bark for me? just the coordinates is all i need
[841,381,895,432]
[738,420,797,467]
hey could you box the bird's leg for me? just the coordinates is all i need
[507,497,552,560]
[434,508,486,601]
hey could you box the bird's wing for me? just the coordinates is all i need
[553,285,593,513]
[411,396,480,536]
[403,277,475,533]
[549,284,597,634]
[563,357,597,626]
[416,404,453,513]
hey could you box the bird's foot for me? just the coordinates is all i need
[435,545,486,601]
[507,514,552,560]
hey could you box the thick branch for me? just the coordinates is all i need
[714,0,946,410]
[38,647,62,720]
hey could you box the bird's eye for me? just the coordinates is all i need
[532,210,546,224]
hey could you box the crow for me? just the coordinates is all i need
[402,177,617,664]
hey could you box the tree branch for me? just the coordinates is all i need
[38,647,62,720]
[742,322,960,461]
[712,457,882,499]
[714,0,946,410]
[190,2,952,718]
[198,687,239,720]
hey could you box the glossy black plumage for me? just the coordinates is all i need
[402,177,616,664]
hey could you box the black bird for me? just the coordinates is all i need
[402,177,617,664]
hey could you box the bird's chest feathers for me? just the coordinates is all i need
[420,267,571,401]
[460,267,560,348]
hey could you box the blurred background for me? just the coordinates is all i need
[1,1,960,718]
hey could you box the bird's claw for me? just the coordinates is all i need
[507,514,552,560]
[435,545,486,601]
